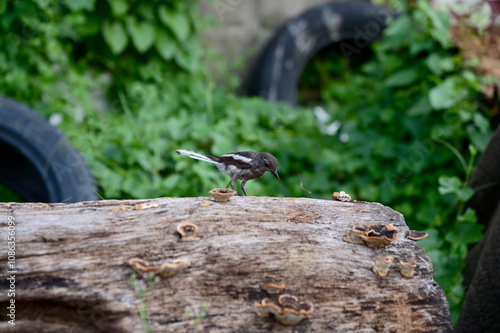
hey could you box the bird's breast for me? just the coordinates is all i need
[219,164,266,180]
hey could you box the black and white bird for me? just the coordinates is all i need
[176,149,279,196]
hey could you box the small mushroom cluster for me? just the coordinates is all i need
[128,258,189,278]
[332,191,352,202]
[343,224,398,248]
[255,294,314,326]
[343,224,421,278]
[372,256,417,278]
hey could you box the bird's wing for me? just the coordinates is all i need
[219,153,254,169]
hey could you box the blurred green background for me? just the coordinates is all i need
[0,0,495,323]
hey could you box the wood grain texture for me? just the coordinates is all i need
[0,197,453,332]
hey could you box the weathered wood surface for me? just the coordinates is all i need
[0,197,453,332]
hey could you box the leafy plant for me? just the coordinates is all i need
[128,273,160,333]
[0,0,205,121]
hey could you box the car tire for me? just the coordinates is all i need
[0,95,98,203]
[243,1,392,105]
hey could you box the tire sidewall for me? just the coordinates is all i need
[0,96,97,202]
[245,2,392,105]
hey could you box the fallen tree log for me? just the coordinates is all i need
[0,197,453,332]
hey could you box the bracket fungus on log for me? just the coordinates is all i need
[255,294,314,326]
[177,222,202,242]
[372,256,396,277]
[400,261,417,278]
[128,258,189,278]
[261,283,286,294]
[407,230,429,241]
[332,191,352,202]
[343,223,398,248]
[208,188,237,202]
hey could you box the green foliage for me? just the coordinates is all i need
[299,0,493,323]
[0,0,204,121]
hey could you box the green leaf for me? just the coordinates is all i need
[473,112,490,133]
[462,70,478,84]
[163,174,180,190]
[155,29,177,60]
[426,53,455,75]
[466,125,493,152]
[457,187,474,202]
[31,0,51,10]
[407,96,432,116]
[381,15,412,49]
[384,69,419,87]
[430,11,452,48]
[409,39,434,55]
[46,39,65,63]
[159,5,190,42]
[419,0,452,48]
[175,49,198,72]
[457,208,477,223]
[417,228,443,250]
[126,16,155,53]
[211,133,234,155]
[438,176,461,195]
[63,0,96,12]
[77,16,100,37]
[137,3,154,21]
[107,0,129,17]
[445,223,484,245]
[102,20,128,54]
[429,77,468,109]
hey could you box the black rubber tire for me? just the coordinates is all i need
[0,95,98,203]
[244,1,392,105]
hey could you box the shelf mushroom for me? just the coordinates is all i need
[343,224,398,248]
[255,294,314,325]
[128,258,189,278]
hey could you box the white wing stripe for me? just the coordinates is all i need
[222,154,252,163]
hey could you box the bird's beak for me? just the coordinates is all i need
[272,171,280,179]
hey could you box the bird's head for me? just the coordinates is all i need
[261,153,279,179]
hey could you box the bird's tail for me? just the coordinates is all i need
[176,149,220,164]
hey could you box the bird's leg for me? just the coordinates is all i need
[230,179,238,196]
[241,180,248,196]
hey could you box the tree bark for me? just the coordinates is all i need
[0,197,452,332]
[458,123,500,332]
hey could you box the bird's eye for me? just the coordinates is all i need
[264,161,270,168]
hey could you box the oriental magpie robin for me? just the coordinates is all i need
[176,150,279,196]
